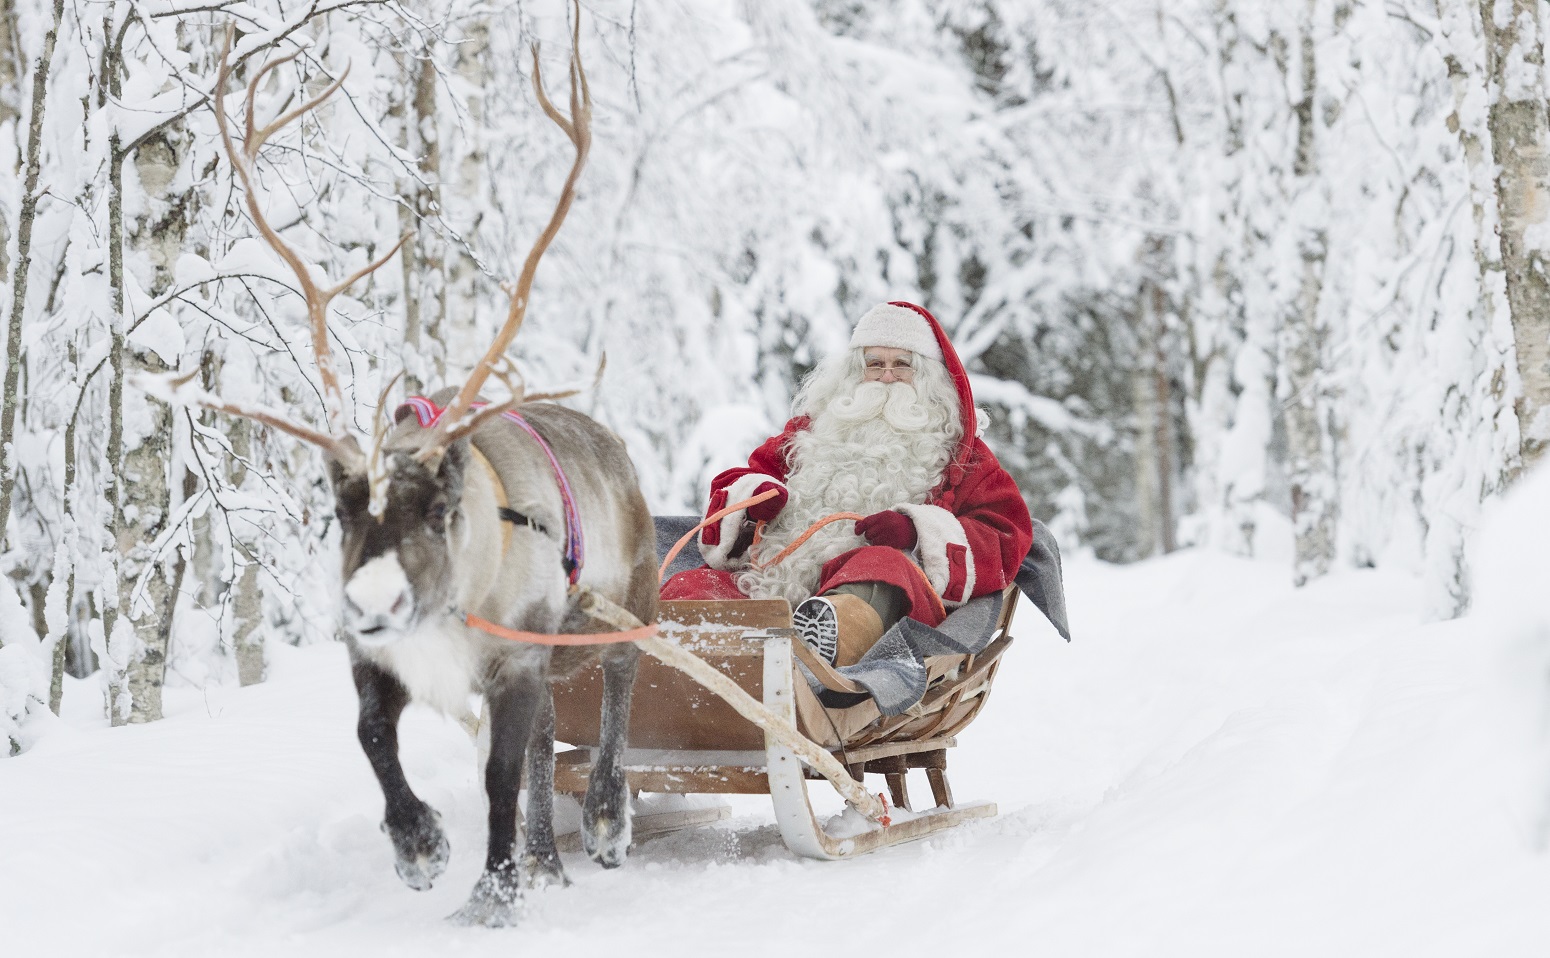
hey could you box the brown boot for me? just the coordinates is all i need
[792,593,885,667]
[830,593,886,666]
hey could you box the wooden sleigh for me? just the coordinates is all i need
[548,585,1021,859]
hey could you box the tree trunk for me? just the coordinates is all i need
[1131,306,1160,557]
[395,48,445,393]
[121,124,195,724]
[444,20,490,375]
[1133,278,1176,556]
[223,400,264,687]
[1281,1,1336,586]
[103,121,129,724]
[1151,281,1176,554]
[1197,0,1268,558]
[232,560,263,686]
[100,20,181,726]
[1429,0,1518,616]
[1479,0,1550,469]
[0,0,64,555]
[0,0,22,136]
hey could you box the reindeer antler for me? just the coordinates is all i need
[209,26,409,470]
[417,1,592,466]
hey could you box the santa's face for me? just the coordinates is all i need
[862,346,915,384]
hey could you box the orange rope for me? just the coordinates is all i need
[657,488,868,581]
[749,512,865,570]
[657,488,781,582]
[463,612,659,646]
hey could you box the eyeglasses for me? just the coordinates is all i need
[863,359,914,381]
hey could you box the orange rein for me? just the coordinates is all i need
[748,511,865,570]
[657,488,778,581]
[657,488,862,580]
[462,611,657,646]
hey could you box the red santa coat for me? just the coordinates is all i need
[661,302,1034,629]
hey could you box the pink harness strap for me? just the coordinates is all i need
[400,396,585,585]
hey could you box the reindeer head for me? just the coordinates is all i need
[161,15,592,647]
[328,439,470,645]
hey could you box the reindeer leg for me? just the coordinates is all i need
[521,687,569,889]
[352,657,449,891]
[583,644,639,868]
[451,664,544,927]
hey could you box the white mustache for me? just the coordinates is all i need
[827,381,931,431]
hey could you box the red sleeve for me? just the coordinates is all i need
[951,443,1034,599]
[698,418,808,565]
[903,439,1032,604]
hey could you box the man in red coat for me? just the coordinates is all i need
[661,301,1033,663]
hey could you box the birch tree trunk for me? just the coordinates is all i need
[1280,1,1336,586]
[395,48,444,392]
[1132,325,1161,555]
[1438,2,1511,335]
[1197,0,1272,558]
[102,47,130,724]
[1150,281,1176,554]
[185,352,264,686]
[227,415,264,686]
[0,0,64,555]
[0,0,21,135]
[100,21,179,725]
[444,19,490,372]
[1478,0,1550,469]
[119,122,195,723]
[1133,277,1176,556]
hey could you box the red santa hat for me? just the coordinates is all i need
[849,302,945,362]
[849,301,980,465]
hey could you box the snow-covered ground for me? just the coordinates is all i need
[5,478,1550,957]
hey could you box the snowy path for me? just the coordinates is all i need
[4,551,1549,956]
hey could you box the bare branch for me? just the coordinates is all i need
[136,369,364,467]
[213,26,403,442]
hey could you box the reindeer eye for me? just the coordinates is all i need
[427,502,448,531]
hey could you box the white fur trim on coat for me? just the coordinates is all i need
[700,473,785,571]
[849,303,943,361]
[895,503,975,606]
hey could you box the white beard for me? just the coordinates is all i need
[737,378,958,604]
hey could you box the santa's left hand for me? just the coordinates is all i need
[855,510,917,551]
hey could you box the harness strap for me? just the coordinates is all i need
[498,505,550,537]
[401,395,584,583]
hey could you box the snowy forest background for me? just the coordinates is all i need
[0,0,1547,747]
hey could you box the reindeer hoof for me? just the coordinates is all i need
[522,850,571,890]
[582,807,632,869]
[449,867,524,927]
[384,806,450,891]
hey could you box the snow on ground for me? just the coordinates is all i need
[5,489,1550,956]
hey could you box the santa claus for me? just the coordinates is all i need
[661,301,1033,665]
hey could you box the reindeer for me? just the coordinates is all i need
[168,17,656,926]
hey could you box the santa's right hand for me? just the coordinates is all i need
[727,520,759,560]
[745,482,787,523]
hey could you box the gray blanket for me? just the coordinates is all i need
[654,515,1070,714]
